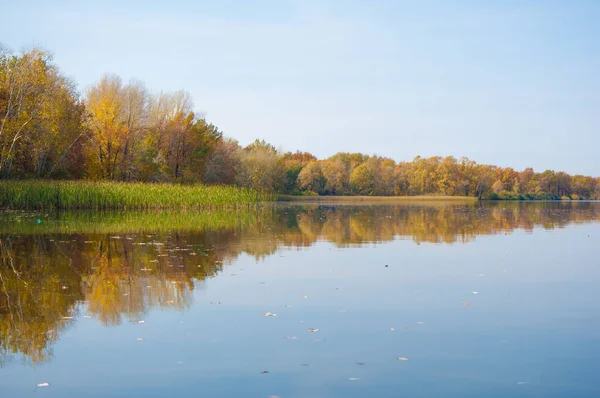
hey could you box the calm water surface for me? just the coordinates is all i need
[0,202,599,397]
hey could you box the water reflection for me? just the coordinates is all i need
[0,201,599,365]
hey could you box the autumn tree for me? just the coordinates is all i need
[350,161,376,194]
[85,74,130,179]
[236,139,285,192]
[0,46,85,178]
[281,151,317,194]
[297,161,326,194]
[203,138,241,185]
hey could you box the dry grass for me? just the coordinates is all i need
[278,195,478,203]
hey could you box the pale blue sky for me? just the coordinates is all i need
[1,0,598,175]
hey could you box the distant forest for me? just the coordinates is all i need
[1,46,599,200]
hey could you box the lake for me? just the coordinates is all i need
[1,201,599,397]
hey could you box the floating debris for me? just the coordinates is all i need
[307,328,319,333]
[260,371,269,374]
[210,301,222,305]
[36,383,49,388]
[390,328,395,331]
[515,381,529,385]
[284,336,297,340]
[397,357,408,361]
[356,362,365,366]
[285,305,293,308]
[461,301,472,306]
[471,291,479,295]
[262,312,277,317]
[348,377,360,381]
[301,295,308,299]
[136,338,144,341]
[137,320,145,324]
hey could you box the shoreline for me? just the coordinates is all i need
[277,195,478,202]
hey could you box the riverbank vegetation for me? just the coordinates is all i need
[1,45,599,201]
[0,181,271,210]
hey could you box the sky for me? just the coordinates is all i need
[1,0,599,175]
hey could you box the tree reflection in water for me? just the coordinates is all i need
[1,201,598,364]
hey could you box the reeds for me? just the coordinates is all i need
[0,208,278,235]
[0,181,274,210]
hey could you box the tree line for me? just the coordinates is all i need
[1,46,599,199]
